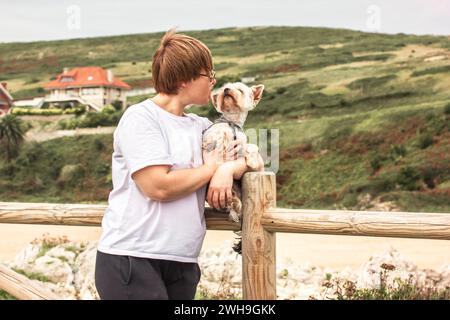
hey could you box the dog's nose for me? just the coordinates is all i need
[224,88,230,95]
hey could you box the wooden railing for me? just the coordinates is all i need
[1,172,450,300]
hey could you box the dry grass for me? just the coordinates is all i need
[320,264,450,300]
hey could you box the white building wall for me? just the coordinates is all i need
[80,87,104,107]
[46,86,128,110]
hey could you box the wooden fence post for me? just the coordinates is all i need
[0,264,60,300]
[242,172,276,300]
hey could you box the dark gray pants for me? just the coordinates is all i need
[95,250,201,300]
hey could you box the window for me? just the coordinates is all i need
[60,76,74,83]
[66,89,77,97]
[82,88,97,95]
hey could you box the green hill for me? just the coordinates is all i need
[0,26,449,212]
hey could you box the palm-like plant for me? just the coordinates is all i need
[0,114,26,162]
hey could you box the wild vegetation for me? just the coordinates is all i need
[0,26,449,212]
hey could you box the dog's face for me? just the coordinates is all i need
[211,82,264,114]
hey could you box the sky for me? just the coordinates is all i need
[0,0,449,43]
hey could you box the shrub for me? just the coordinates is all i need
[58,119,78,130]
[323,262,450,300]
[84,111,122,127]
[444,103,450,115]
[106,172,113,185]
[339,99,349,107]
[63,106,86,116]
[425,112,435,122]
[368,176,396,194]
[21,176,44,194]
[58,110,123,129]
[421,167,439,189]
[417,134,434,149]
[13,106,85,116]
[330,275,450,300]
[396,166,421,191]
[57,164,85,187]
[101,104,116,115]
[95,162,110,175]
[12,108,63,116]
[0,162,17,179]
[388,144,407,162]
[16,142,44,166]
[370,154,385,173]
[93,138,105,151]
[276,87,287,95]
[111,100,123,112]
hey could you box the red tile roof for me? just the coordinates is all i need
[44,67,131,90]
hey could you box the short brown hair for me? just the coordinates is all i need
[152,29,213,94]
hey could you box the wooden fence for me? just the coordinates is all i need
[1,172,450,300]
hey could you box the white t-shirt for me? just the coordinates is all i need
[97,99,213,263]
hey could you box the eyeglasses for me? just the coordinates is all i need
[199,70,216,81]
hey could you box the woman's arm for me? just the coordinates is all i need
[230,157,250,180]
[132,162,217,202]
[206,158,249,209]
[133,157,247,204]
[132,143,224,201]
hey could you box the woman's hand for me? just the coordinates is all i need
[207,162,235,209]
[225,139,245,161]
[203,139,243,169]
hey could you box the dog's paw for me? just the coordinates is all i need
[229,209,241,223]
[246,143,259,154]
[245,144,261,171]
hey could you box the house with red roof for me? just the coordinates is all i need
[0,82,13,116]
[44,67,131,111]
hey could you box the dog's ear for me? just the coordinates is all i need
[251,85,264,108]
[211,92,222,113]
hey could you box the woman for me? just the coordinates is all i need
[94,29,249,300]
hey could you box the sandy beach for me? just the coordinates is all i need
[1,224,449,270]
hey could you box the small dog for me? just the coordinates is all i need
[202,82,265,253]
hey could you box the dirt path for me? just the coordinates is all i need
[1,224,449,270]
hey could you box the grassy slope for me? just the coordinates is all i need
[0,134,113,204]
[0,26,449,212]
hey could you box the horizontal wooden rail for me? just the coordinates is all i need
[0,202,105,226]
[0,264,59,300]
[2,202,449,239]
[262,208,450,240]
[0,202,240,231]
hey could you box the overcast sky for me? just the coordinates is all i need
[1,0,449,43]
